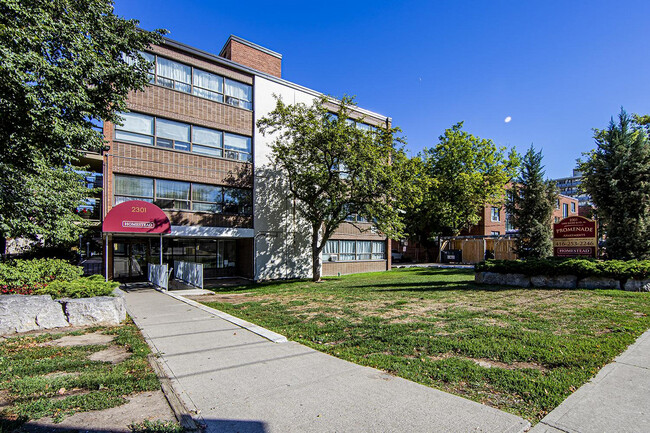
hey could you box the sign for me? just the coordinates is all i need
[102,200,171,234]
[553,216,596,258]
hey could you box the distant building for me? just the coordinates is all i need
[553,169,590,206]
[466,192,579,237]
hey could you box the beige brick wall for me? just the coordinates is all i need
[323,260,388,276]
[125,85,252,136]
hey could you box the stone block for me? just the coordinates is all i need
[623,279,650,292]
[0,295,69,335]
[530,275,578,289]
[62,296,127,326]
[475,272,530,287]
[577,277,621,290]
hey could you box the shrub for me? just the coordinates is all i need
[129,420,183,433]
[0,259,82,293]
[36,275,119,299]
[475,258,650,280]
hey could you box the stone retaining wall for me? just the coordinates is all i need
[475,272,650,291]
[0,290,126,335]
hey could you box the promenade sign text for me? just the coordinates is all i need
[553,216,597,258]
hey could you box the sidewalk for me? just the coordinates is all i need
[124,288,529,433]
[531,329,650,433]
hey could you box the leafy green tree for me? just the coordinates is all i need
[506,146,557,259]
[257,96,418,281]
[0,161,92,248]
[0,0,164,245]
[580,110,650,260]
[407,122,519,243]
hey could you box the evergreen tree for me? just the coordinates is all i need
[506,146,557,259]
[580,110,650,260]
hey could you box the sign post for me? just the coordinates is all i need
[553,216,597,258]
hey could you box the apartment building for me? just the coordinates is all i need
[552,169,590,206]
[98,35,391,282]
[468,193,579,236]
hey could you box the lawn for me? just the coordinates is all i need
[0,321,160,430]
[199,267,650,423]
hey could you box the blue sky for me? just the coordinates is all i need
[114,0,650,179]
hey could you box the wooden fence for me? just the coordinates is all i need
[440,236,518,264]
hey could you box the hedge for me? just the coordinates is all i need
[36,275,120,299]
[0,259,83,294]
[475,258,650,280]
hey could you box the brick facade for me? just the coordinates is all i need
[220,37,282,78]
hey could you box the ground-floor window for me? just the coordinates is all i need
[112,237,239,280]
[322,240,386,262]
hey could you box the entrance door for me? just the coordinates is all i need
[113,238,155,281]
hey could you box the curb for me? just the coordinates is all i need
[125,305,204,431]
[163,290,288,343]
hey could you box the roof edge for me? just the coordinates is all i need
[219,35,282,59]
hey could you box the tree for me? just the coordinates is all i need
[257,96,417,281]
[0,161,92,249]
[579,109,650,260]
[506,146,557,259]
[406,122,519,242]
[0,0,164,243]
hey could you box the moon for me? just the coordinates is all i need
[504,116,512,123]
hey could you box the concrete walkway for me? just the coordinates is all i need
[531,329,650,433]
[125,288,529,433]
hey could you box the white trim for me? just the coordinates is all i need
[170,225,253,238]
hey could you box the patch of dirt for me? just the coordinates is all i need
[0,389,11,410]
[51,388,91,401]
[40,332,114,347]
[43,371,81,379]
[427,353,548,372]
[89,346,131,364]
[19,391,175,433]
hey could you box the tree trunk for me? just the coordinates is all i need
[311,224,322,282]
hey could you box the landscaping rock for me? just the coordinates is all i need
[61,296,127,326]
[0,295,68,335]
[623,279,650,292]
[475,272,531,287]
[530,275,578,289]
[577,277,621,290]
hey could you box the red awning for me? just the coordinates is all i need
[102,200,171,234]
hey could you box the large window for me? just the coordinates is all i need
[490,207,500,222]
[125,52,252,110]
[322,240,386,262]
[114,175,252,215]
[563,203,569,218]
[115,113,251,162]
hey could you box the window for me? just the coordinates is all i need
[126,52,253,109]
[571,202,576,213]
[224,133,252,162]
[156,57,191,92]
[113,175,251,215]
[322,240,386,261]
[192,184,222,212]
[555,216,560,223]
[156,118,190,151]
[556,199,560,209]
[563,203,569,218]
[114,175,153,203]
[491,207,500,222]
[192,126,223,157]
[192,69,223,102]
[115,112,154,145]
[155,179,190,210]
[224,78,252,110]
[505,213,515,232]
[115,113,251,162]
[491,231,500,236]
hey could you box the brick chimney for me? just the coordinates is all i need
[219,35,282,78]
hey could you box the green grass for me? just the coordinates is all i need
[0,321,160,428]
[200,267,650,423]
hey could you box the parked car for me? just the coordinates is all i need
[391,250,403,263]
